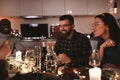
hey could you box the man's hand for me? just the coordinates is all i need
[0,40,11,60]
[58,53,71,64]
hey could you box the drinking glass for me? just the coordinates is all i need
[24,49,36,72]
[89,49,100,67]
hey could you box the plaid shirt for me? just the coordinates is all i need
[54,30,92,66]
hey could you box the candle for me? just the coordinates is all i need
[89,67,101,80]
[16,51,22,61]
[58,70,63,75]
[21,64,30,73]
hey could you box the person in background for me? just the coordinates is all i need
[0,19,25,79]
[92,13,120,68]
[54,15,92,67]
[0,19,25,56]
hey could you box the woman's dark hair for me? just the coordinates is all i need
[59,15,74,24]
[95,13,120,43]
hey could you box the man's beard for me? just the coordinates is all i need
[61,29,72,38]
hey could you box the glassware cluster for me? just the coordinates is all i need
[89,49,100,67]
[8,40,58,74]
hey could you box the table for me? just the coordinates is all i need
[9,67,120,80]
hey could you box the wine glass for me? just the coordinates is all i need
[89,49,100,67]
[24,49,36,72]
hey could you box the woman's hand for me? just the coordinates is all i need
[101,39,116,49]
[99,39,116,61]
[103,63,120,68]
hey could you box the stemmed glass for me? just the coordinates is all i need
[89,49,100,67]
[23,49,36,73]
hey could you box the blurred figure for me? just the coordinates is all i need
[92,13,120,68]
[0,19,25,79]
[54,15,92,67]
[51,26,62,39]
[0,19,25,56]
[0,40,11,80]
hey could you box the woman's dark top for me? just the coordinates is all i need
[97,39,120,66]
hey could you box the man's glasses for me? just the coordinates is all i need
[59,24,72,28]
[91,22,102,27]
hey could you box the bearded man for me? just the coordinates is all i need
[54,15,92,67]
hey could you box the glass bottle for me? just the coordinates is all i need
[34,46,42,71]
[45,45,57,73]
[41,41,47,72]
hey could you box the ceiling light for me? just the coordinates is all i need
[22,16,43,19]
[114,1,117,14]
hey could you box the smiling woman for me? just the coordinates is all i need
[92,13,120,68]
